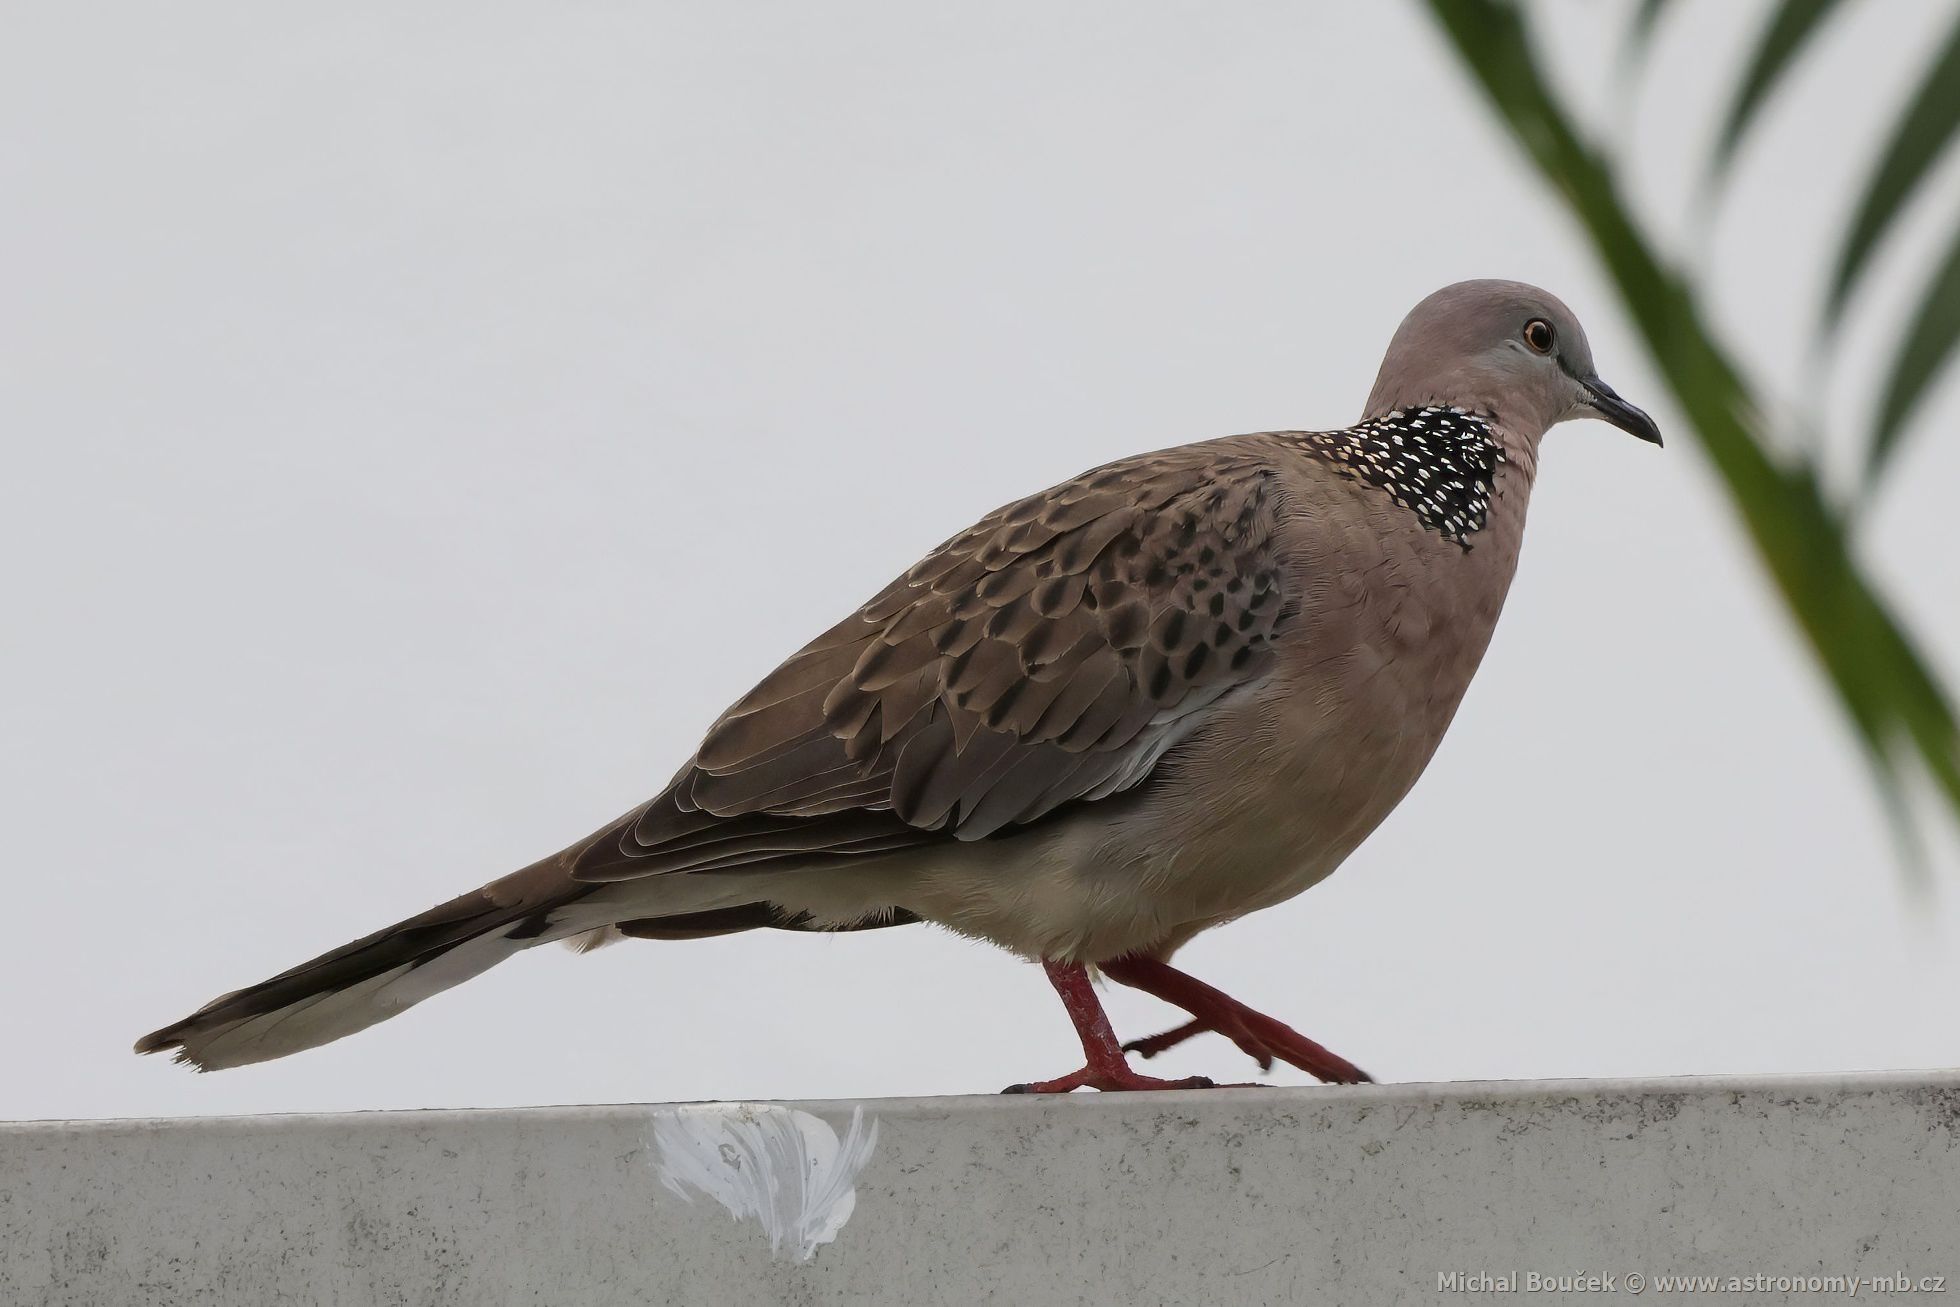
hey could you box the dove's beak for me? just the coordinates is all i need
[1581,376,1663,447]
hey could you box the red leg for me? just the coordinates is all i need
[1003,959,1218,1094]
[1102,955,1372,1085]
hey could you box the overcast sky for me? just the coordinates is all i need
[6,0,1959,1122]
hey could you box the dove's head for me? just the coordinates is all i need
[1363,279,1661,449]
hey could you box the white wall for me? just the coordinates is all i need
[6,1075,1958,1305]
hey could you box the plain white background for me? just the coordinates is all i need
[5,1,1958,1120]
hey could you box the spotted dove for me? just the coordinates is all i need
[137,280,1661,1091]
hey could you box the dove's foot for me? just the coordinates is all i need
[1105,954,1372,1085]
[1002,1067,1215,1094]
[1004,958,1223,1095]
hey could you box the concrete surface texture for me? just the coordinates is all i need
[5,1072,1957,1306]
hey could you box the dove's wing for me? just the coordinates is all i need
[575,437,1296,882]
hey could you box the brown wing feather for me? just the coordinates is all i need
[575,437,1295,883]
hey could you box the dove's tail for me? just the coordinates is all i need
[134,841,922,1072]
[134,854,609,1071]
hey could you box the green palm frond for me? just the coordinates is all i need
[1707,0,1852,185]
[1872,222,1960,495]
[1827,15,1960,487]
[1624,0,1675,62]
[1823,15,1960,337]
[1424,0,1960,863]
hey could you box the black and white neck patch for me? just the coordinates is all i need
[1287,405,1506,548]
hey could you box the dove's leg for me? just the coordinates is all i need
[1001,959,1217,1094]
[1104,954,1372,1085]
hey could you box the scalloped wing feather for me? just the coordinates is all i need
[574,438,1295,882]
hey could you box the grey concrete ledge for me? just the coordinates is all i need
[7,1072,1959,1306]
